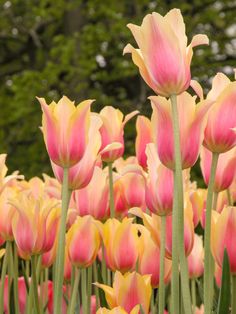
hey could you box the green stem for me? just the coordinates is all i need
[68,268,80,314]
[82,268,87,314]
[26,260,30,278]
[171,172,179,314]
[213,192,219,211]
[13,242,20,314]
[159,215,167,314]
[102,245,107,284]
[108,162,115,218]
[53,167,72,314]
[107,268,111,286]
[39,271,44,314]
[44,268,48,310]
[170,94,192,314]
[93,261,99,310]
[227,189,232,206]
[203,152,219,314]
[31,255,40,314]
[0,242,9,313]
[36,255,42,283]
[232,275,236,314]
[87,266,92,314]
[7,241,14,313]
[191,279,196,313]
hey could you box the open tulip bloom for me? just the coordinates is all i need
[1,6,236,314]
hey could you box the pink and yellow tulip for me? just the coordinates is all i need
[135,116,152,169]
[72,166,109,220]
[187,234,204,279]
[138,226,172,287]
[51,114,102,190]
[200,146,236,192]
[114,164,146,213]
[96,306,140,314]
[67,215,101,268]
[150,92,212,169]
[211,206,236,274]
[0,187,17,241]
[204,73,236,153]
[124,9,209,97]
[11,193,60,256]
[0,154,23,193]
[145,143,174,216]
[101,218,141,272]
[95,271,152,314]
[99,106,138,162]
[38,95,93,168]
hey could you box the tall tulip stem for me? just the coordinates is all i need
[31,255,40,314]
[170,94,192,314]
[203,152,219,314]
[232,275,236,314]
[13,242,20,314]
[68,268,80,314]
[108,162,115,218]
[54,167,72,314]
[159,215,167,314]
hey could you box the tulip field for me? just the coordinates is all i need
[1,7,236,314]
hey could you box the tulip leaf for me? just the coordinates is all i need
[97,263,108,308]
[140,304,145,314]
[217,249,231,314]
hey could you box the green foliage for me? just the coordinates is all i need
[217,249,231,314]
[0,0,235,177]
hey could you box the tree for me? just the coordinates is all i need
[0,0,235,177]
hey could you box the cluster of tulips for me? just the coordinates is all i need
[0,7,236,314]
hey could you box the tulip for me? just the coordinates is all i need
[135,116,152,169]
[41,237,58,269]
[138,226,172,288]
[95,271,152,314]
[63,244,72,281]
[150,91,212,169]
[200,146,236,193]
[165,198,194,258]
[145,143,174,216]
[211,206,236,274]
[4,276,27,314]
[11,193,59,256]
[189,188,206,228]
[214,262,222,288]
[0,154,23,193]
[96,306,140,314]
[38,95,93,168]
[73,167,109,220]
[204,73,236,153]
[113,156,138,172]
[129,207,160,246]
[67,215,100,268]
[124,8,209,97]
[99,106,138,162]
[195,305,204,314]
[114,164,146,214]
[0,187,17,241]
[80,295,97,314]
[47,281,67,314]
[101,218,141,272]
[43,174,61,199]
[51,114,102,190]
[187,234,204,279]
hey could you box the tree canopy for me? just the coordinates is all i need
[0,0,235,177]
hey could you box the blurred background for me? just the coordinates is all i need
[0,0,235,179]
